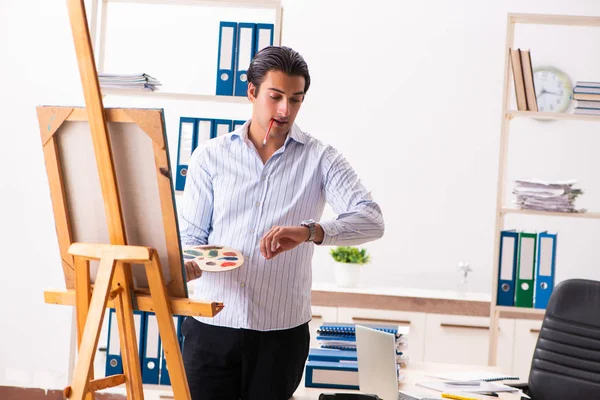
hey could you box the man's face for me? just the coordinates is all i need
[248,70,305,140]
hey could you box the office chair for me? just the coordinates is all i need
[511,279,600,399]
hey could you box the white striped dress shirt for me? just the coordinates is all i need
[179,121,384,331]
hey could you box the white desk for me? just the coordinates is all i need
[292,362,525,400]
[132,362,525,399]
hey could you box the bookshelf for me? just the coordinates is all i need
[100,87,252,103]
[488,13,600,366]
[91,0,283,101]
[507,110,600,122]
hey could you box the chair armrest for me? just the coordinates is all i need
[507,383,529,390]
[506,382,530,399]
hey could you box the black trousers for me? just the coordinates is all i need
[181,317,310,400]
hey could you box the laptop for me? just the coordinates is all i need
[355,325,439,400]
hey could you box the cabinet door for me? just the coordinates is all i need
[309,306,338,349]
[512,319,542,381]
[336,307,426,362]
[423,314,515,373]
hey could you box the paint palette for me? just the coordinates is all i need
[182,245,244,272]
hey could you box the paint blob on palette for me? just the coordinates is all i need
[182,245,244,272]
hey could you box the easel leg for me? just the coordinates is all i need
[113,261,145,400]
[74,257,95,400]
[70,256,117,399]
[146,250,191,400]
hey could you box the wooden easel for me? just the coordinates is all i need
[37,1,224,399]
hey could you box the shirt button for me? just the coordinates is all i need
[262,176,267,181]
[241,282,246,287]
[255,202,260,207]
[250,228,255,233]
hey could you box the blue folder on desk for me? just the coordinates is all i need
[497,229,519,306]
[534,231,557,309]
[304,360,359,390]
[216,21,238,96]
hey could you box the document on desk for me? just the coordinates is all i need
[416,380,520,394]
[425,371,520,382]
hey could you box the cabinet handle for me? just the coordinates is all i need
[440,323,490,330]
[530,328,541,333]
[352,317,411,325]
[312,314,323,319]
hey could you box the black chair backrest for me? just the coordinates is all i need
[529,279,600,399]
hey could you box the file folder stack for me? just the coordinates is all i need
[573,81,600,115]
[105,310,185,386]
[175,117,245,191]
[513,179,585,213]
[216,21,274,96]
[305,323,408,390]
[497,230,557,309]
[98,73,161,92]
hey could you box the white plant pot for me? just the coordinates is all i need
[334,262,361,288]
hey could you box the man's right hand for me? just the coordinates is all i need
[185,260,202,282]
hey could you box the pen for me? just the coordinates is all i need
[441,393,480,400]
[262,118,274,147]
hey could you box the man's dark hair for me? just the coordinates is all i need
[247,46,311,95]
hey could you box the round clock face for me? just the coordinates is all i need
[533,67,572,113]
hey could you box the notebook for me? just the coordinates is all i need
[426,371,520,382]
[318,322,409,338]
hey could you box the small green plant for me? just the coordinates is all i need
[330,246,370,264]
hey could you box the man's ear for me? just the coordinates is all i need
[248,82,257,102]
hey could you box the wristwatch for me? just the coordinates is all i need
[300,219,317,242]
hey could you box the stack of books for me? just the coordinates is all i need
[304,322,409,390]
[513,179,585,213]
[573,81,600,115]
[509,48,538,111]
[98,73,161,92]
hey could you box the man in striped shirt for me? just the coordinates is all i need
[179,46,384,400]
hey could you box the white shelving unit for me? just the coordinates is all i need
[100,87,252,103]
[91,0,283,102]
[488,12,600,366]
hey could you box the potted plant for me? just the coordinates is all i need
[330,246,370,287]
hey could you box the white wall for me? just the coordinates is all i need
[3,0,600,390]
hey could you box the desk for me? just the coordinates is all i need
[291,362,524,400]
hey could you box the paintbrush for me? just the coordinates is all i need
[262,118,275,147]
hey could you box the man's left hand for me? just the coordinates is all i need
[260,226,310,260]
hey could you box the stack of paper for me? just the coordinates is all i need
[98,73,161,91]
[415,380,523,395]
[513,179,585,213]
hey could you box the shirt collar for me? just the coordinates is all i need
[231,120,307,145]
